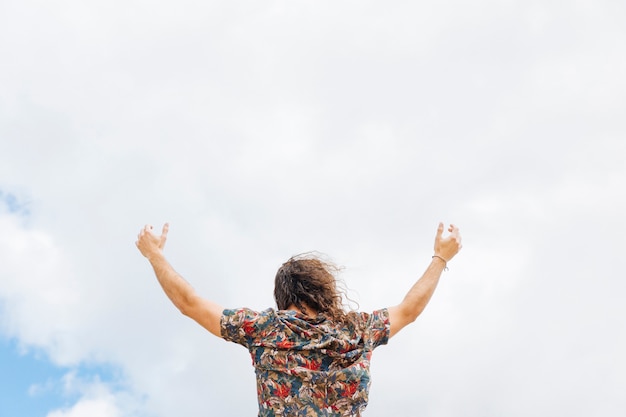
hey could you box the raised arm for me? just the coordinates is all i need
[135,224,224,338]
[387,223,462,338]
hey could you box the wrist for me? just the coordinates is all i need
[431,255,449,271]
[146,250,165,263]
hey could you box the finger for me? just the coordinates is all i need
[436,222,444,239]
[453,230,462,247]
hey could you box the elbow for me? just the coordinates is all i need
[405,311,420,325]
[402,304,425,324]
[179,303,192,317]
[176,295,197,317]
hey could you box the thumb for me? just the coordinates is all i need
[159,223,169,249]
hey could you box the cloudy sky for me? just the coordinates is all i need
[1,0,625,416]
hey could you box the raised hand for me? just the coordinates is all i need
[433,222,462,262]
[136,223,169,260]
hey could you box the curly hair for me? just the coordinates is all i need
[274,253,349,322]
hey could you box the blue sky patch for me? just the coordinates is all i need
[0,337,124,417]
[0,190,30,216]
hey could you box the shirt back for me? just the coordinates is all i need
[221,308,390,417]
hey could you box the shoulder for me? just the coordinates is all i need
[345,308,389,325]
[220,307,278,345]
[337,308,388,334]
[344,308,390,346]
[222,307,274,317]
[221,307,276,325]
[370,308,390,324]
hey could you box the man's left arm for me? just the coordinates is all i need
[387,223,462,338]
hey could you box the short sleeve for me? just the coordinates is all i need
[220,307,272,348]
[367,308,390,349]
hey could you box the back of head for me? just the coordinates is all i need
[274,253,346,322]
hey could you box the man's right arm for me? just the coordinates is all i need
[147,252,224,338]
[136,224,224,338]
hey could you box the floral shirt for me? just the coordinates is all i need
[221,307,390,417]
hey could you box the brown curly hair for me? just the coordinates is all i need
[274,253,349,322]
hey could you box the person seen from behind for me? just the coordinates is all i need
[136,222,462,417]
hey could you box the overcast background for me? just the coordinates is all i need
[1,1,625,416]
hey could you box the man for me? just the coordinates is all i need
[136,222,462,416]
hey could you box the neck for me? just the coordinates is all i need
[287,304,318,318]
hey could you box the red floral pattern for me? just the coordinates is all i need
[221,308,389,417]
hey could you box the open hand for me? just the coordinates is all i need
[136,223,169,260]
[433,223,462,262]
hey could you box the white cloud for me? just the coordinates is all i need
[45,373,125,417]
[47,398,120,417]
[0,212,82,361]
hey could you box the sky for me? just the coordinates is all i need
[1,0,625,416]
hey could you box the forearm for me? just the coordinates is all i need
[388,257,447,337]
[147,252,196,314]
[399,257,446,320]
